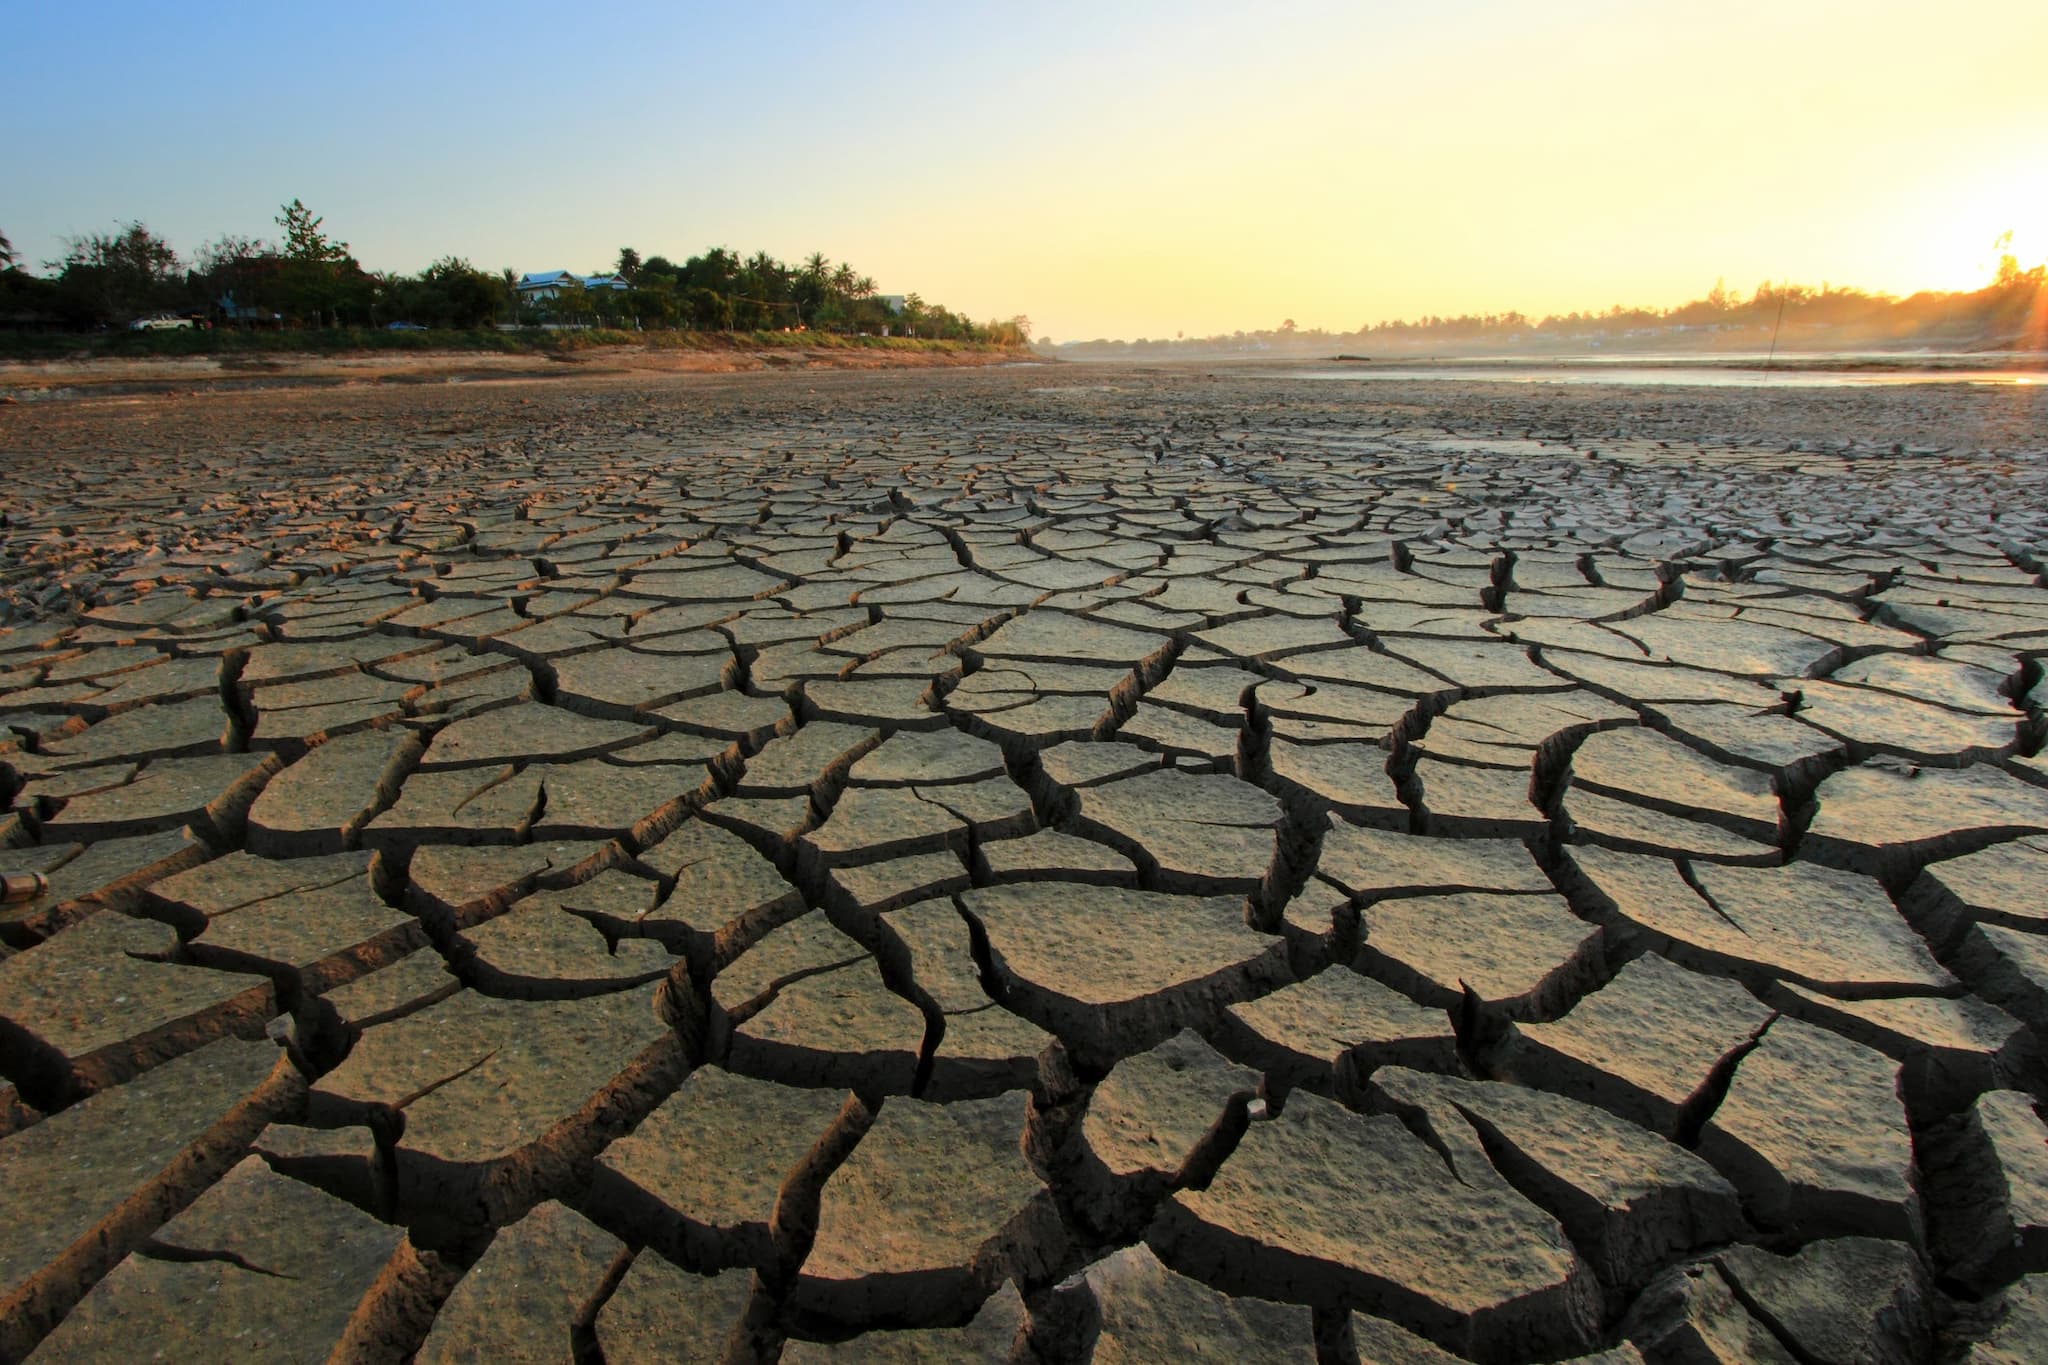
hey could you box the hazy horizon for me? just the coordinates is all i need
[9,1,2044,343]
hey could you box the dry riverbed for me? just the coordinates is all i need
[0,364,2044,1361]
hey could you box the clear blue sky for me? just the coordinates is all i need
[9,1,2045,340]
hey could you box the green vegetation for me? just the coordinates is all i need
[0,326,1015,363]
[0,203,1031,348]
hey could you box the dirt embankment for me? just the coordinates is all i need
[0,339,1042,402]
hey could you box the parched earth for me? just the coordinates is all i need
[0,364,2046,1362]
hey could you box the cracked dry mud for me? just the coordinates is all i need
[0,364,2045,1362]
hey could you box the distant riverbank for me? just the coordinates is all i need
[1267,350,2048,390]
[0,331,1039,400]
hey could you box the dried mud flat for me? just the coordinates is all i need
[0,364,2046,1363]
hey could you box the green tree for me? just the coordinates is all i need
[616,247,642,281]
[418,257,508,328]
[275,199,360,326]
[626,286,676,329]
[543,278,594,327]
[686,286,731,331]
[53,222,183,323]
[277,199,348,264]
[193,233,274,322]
[0,229,14,271]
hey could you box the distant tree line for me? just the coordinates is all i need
[1046,236,2047,356]
[525,246,1025,343]
[0,203,1030,344]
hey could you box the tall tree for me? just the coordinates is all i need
[0,229,15,272]
[277,199,349,263]
[616,247,642,281]
[54,222,182,323]
[274,199,359,326]
[194,234,273,320]
[418,257,509,328]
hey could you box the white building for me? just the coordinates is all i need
[515,271,632,302]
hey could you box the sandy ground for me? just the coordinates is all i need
[2,355,2043,467]
[0,340,1037,401]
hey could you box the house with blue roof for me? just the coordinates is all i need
[515,271,631,302]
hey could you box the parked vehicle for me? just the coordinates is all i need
[386,321,427,331]
[128,313,195,331]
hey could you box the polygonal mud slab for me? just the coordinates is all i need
[725,954,928,1096]
[1960,1272,2048,1362]
[1152,1089,1601,1361]
[416,1200,627,1364]
[1802,762,2048,882]
[1901,836,2048,944]
[959,883,1292,1070]
[1267,737,1410,827]
[1698,1016,1921,1244]
[1621,1259,1800,1364]
[1064,1028,1259,1238]
[970,611,1171,670]
[875,898,1064,1101]
[1070,767,1284,896]
[31,1156,434,1364]
[405,839,621,930]
[36,751,281,845]
[630,818,806,967]
[0,826,214,948]
[1762,978,2038,1115]
[1715,1237,1935,1365]
[1082,1244,1315,1362]
[972,828,1137,886]
[739,722,880,800]
[0,1038,303,1362]
[593,1252,755,1365]
[1413,759,1549,839]
[244,726,425,856]
[149,849,424,998]
[416,701,658,770]
[455,895,676,999]
[1926,1089,2048,1291]
[310,983,684,1228]
[847,728,1006,787]
[1368,1066,1747,1292]
[1356,890,1604,1020]
[791,1090,1065,1327]
[591,1065,865,1271]
[1317,820,1550,901]
[1789,677,2022,765]
[1569,726,1781,841]
[781,1280,1029,1361]
[799,786,970,869]
[0,910,277,1109]
[1504,951,1775,1136]
[1564,844,1952,995]
[1219,966,1460,1098]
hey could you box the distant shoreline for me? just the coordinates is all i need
[0,333,1039,401]
[1318,350,2048,373]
